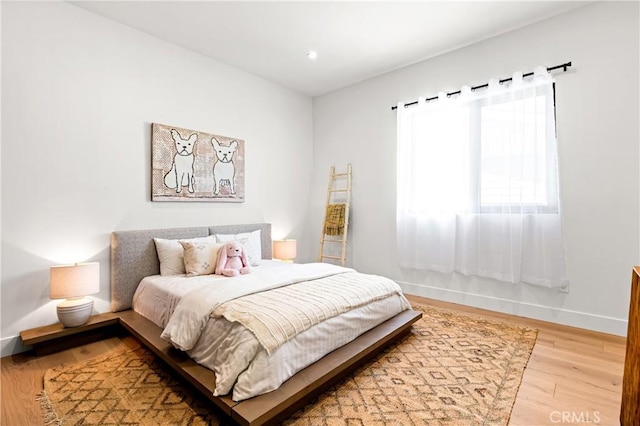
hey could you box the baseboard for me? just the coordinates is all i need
[1,335,30,357]
[398,281,628,337]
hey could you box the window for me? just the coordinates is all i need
[396,67,567,288]
[475,87,558,213]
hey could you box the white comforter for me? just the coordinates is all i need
[161,263,359,350]
[141,263,411,401]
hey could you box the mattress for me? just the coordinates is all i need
[132,262,411,401]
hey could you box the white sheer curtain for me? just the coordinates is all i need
[397,67,568,288]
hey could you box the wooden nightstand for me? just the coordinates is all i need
[20,312,121,355]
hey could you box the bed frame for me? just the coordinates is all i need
[110,223,422,425]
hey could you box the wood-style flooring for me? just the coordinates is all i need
[1,295,626,425]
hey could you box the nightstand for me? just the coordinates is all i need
[20,312,120,355]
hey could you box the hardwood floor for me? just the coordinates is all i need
[1,296,625,425]
[406,295,625,426]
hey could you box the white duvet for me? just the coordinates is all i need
[161,263,359,350]
[133,262,411,401]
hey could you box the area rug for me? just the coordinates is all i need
[40,303,537,425]
[38,347,217,426]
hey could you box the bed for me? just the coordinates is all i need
[110,223,422,425]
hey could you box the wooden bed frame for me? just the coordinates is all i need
[110,223,422,425]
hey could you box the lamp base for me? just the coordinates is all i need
[57,297,93,327]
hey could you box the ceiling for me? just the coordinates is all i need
[70,1,589,97]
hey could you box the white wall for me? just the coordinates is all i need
[310,2,639,336]
[1,1,313,355]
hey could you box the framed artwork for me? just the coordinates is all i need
[152,123,245,202]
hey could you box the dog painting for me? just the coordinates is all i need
[164,129,197,194]
[211,137,238,195]
[151,123,245,202]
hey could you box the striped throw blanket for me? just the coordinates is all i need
[211,271,406,354]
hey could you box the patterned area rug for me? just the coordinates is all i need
[286,303,537,425]
[40,303,537,425]
[39,348,217,425]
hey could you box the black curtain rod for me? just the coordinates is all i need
[391,61,572,111]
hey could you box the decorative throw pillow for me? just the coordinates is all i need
[180,241,224,276]
[214,230,262,266]
[154,235,215,276]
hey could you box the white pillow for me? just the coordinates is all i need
[214,230,262,266]
[180,240,224,276]
[154,235,215,276]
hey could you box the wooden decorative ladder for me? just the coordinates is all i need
[318,164,352,266]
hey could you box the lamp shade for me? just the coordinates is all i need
[50,262,100,299]
[273,239,297,261]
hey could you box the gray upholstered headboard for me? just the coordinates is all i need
[110,223,272,312]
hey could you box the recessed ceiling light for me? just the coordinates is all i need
[307,50,318,60]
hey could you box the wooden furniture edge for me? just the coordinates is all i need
[620,267,639,425]
[118,308,421,426]
[20,312,121,346]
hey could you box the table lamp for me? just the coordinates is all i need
[273,239,297,263]
[50,262,100,327]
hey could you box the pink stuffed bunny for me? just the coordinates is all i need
[215,241,251,277]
